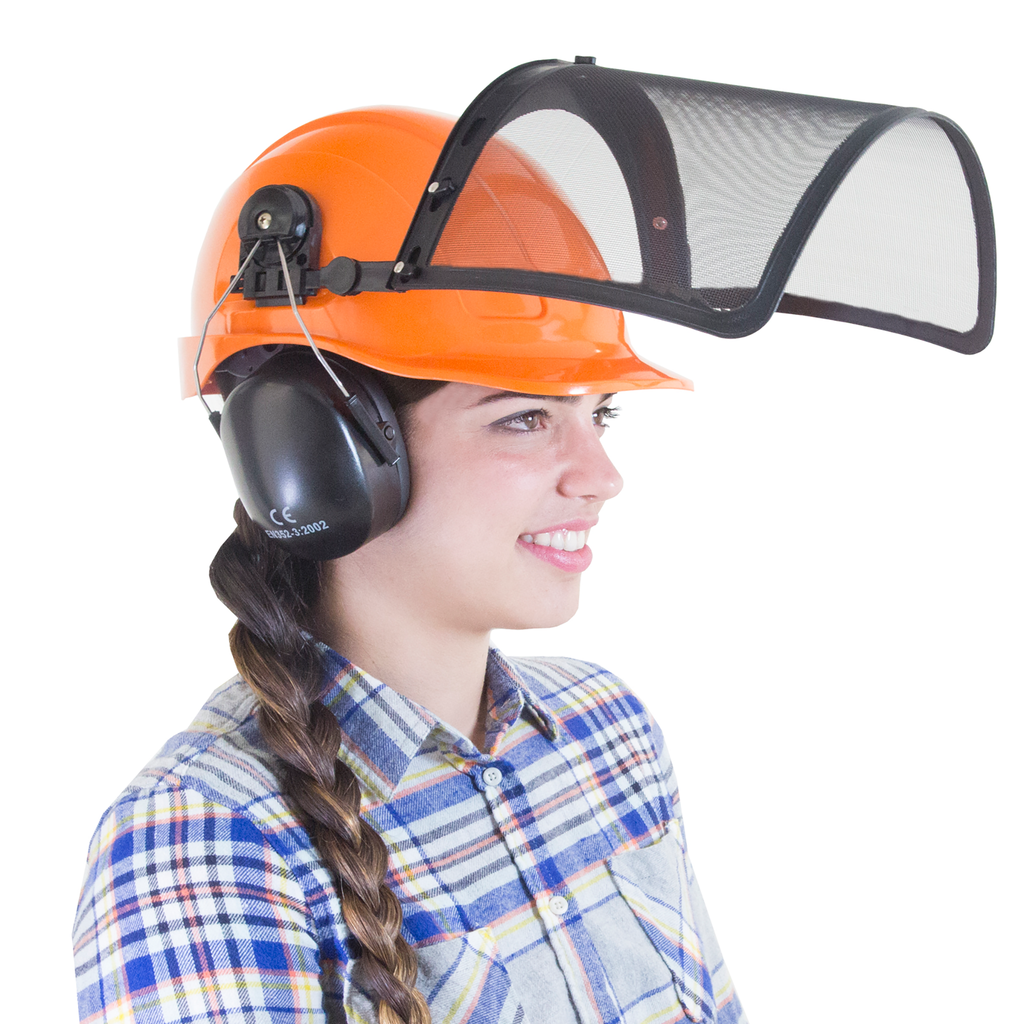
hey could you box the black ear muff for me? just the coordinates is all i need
[218,349,410,560]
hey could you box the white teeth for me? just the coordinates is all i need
[521,529,591,552]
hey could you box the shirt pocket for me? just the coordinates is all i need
[343,926,533,1024]
[606,822,717,1023]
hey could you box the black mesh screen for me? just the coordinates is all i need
[395,61,994,353]
[785,116,980,333]
[642,81,877,306]
[497,109,641,284]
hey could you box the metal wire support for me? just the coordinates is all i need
[276,238,351,399]
[193,239,265,421]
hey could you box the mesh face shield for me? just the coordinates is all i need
[388,59,995,354]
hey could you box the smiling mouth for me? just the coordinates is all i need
[520,529,591,552]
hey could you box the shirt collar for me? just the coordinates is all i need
[317,645,560,803]
[484,648,560,748]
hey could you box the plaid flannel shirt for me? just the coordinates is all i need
[74,648,746,1024]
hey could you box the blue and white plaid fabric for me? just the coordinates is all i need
[74,648,746,1023]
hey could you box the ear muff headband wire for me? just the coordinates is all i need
[193,239,265,420]
[276,239,400,466]
[277,238,351,400]
[193,236,395,460]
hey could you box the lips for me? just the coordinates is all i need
[518,520,597,573]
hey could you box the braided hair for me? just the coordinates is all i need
[209,369,445,1024]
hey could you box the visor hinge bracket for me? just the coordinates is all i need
[427,177,458,211]
[390,258,421,290]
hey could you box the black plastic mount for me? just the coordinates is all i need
[232,184,396,304]
[234,184,322,306]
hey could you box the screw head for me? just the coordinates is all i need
[427,181,440,194]
[256,211,273,230]
[394,261,405,274]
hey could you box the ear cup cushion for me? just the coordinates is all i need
[219,349,410,560]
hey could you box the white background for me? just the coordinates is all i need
[3,1,1020,1021]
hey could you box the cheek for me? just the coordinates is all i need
[407,447,549,547]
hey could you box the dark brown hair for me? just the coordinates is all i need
[209,369,446,1024]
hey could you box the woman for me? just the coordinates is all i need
[74,107,742,1024]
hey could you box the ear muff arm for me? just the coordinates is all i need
[342,393,401,466]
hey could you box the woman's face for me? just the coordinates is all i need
[334,383,624,636]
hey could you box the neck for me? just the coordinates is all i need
[315,562,492,749]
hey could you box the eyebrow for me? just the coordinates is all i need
[474,391,613,406]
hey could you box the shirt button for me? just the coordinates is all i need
[548,895,569,916]
[482,767,503,787]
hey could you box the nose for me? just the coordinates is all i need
[557,422,624,501]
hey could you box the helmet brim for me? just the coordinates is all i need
[180,328,692,398]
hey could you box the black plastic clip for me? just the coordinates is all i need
[233,185,322,307]
[318,257,360,296]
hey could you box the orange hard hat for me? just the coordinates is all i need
[179,107,692,398]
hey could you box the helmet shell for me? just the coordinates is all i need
[180,107,691,397]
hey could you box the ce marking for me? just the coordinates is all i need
[269,506,296,526]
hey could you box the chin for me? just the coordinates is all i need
[499,590,582,632]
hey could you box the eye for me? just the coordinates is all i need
[497,409,548,432]
[593,405,620,429]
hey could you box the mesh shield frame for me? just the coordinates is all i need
[387,60,995,354]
